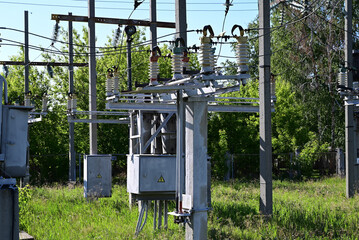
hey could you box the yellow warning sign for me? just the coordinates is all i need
[158,175,165,183]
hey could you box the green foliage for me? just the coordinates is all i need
[208,81,259,179]
[297,132,330,178]
[18,185,33,230]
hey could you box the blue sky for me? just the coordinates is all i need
[0,0,258,70]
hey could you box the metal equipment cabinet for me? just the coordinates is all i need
[84,154,112,198]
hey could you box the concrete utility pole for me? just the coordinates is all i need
[150,0,157,48]
[24,11,29,97]
[185,97,208,239]
[259,0,273,215]
[175,0,187,44]
[68,12,76,181]
[88,0,97,154]
[345,0,354,198]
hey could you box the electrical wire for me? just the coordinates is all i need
[217,0,234,61]
[72,0,257,4]
[247,0,330,41]
[0,28,196,58]
[0,1,257,12]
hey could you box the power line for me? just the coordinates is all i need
[247,0,330,41]
[72,0,257,4]
[0,27,197,54]
[0,1,257,11]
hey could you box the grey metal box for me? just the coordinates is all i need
[84,155,112,198]
[0,178,19,240]
[2,106,31,178]
[127,154,176,194]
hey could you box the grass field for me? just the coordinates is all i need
[19,177,359,239]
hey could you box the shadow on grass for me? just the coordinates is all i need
[272,204,351,238]
[211,201,257,225]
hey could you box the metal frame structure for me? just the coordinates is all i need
[105,26,273,237]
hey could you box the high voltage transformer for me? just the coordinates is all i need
[0,74,32,240]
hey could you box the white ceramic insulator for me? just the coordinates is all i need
[200,43,212,71]
[236,43,250,66]
[211,53,217,69]
[149,61,159,80]
[106,77,114,93]
[67,98,71,110]
[172,54,182,74]
[24,96,31,107]
[113,75,119,93]
[42,96,48,112]
[71,98,77,111]
[338,72,347,86]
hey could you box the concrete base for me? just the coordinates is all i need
[19,231,34,240]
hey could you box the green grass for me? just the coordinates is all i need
[19,177,359,239]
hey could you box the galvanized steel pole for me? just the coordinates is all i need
[24,11,29,95]
[68,12,76,181]
[345,0,354,198]
[88,0,98,154]
[259,0,273,215]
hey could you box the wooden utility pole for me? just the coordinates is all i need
[345,0,354,198]
[259,0,273,215]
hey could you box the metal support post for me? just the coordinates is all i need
[127,36,132,91]
[176,90,185,212]
[345,0,354,197]
[88,0,97,154]
[158,200,163,228]
[150,0,157,49]
[24,10,31,187]
[24,11,29,96]
[175,0,187,44]
[184,97,208,240]
[259,0,273,215]
[79,153,82,182]
[164,200,168,229]
[69,12,76,182]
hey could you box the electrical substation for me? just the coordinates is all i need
[0,0,356,239]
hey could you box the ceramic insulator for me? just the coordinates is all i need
[42,96,48,112]
[113,73,119,94]
[338,72,347,86]
[172,54,182,74]
[236,42,249,66]
[106,77,113,94]
[149,61,159,81]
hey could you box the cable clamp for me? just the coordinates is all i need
[189,207,212,213]
[259,65,271,68]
